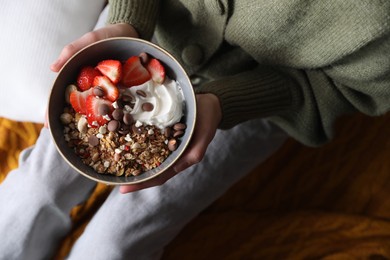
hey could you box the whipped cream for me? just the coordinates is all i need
[122,78,184,129]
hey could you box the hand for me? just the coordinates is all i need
[50,23,139,72]
[45,23,139,127]
[119,93,222,193]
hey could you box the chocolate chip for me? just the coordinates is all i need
[107,120,120,132]
[136,90,147,97]
[98,103,110,116]
[112,109,124,120]
[123,113,134,125]
[164,127,172,138]
[115,99,124,108]
[173,130,184,138]
[88,135,100,147]
[132,124,143,135]
[173,123,187,131]
[93,86,105,97]
[118,124,130,135]
[142,102,154,112]
[122,94,134,103]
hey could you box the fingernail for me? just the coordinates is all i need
[50,59,60,71]
[119,186,129,194]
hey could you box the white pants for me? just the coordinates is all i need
[0,119,287,260]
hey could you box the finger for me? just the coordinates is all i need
[50,24,139,72]
[50,32,98,72]
[172,140,205,173]
[44,110,48,128]
[118,138,208,194]
[119,133,211,194]
[173,117,216,172]
[119,136,205,193]
[119,168,177,193]
[118,136,207,194]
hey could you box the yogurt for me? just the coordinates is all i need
[121,77,184,129]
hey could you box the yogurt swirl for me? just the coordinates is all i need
[122,78,184,129]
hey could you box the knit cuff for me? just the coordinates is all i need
[195,67,294,129]
[107,0,159,40]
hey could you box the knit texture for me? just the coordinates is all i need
[196,67,294,129]
[108,0,390,146]
[107,0,159,39]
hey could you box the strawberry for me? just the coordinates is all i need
[69,88,93,114]
[76,66,101,91]
[96,59,122,84]
[146,58,165,84]
[93,76,119,102]
[85,95,113,127]
[121,56,151,88]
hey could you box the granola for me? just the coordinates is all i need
[60,53,186,177]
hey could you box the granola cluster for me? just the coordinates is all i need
[61,106,185,177]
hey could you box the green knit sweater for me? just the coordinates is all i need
[108,0,390,146]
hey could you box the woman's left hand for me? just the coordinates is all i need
[50,23,139,72]
[119,93,222,193]
[44,23,139,128]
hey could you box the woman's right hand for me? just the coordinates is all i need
[50,23,139,72]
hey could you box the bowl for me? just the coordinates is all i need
[48,37,196,185]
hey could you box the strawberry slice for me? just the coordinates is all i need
[85,95,113,127]
[121,56,151,88]
[146,58,165,84]
[69,88,93,114]
[96,59,122,84]
[93,76,119,102]
[76,66,101,91]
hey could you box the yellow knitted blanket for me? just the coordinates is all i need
[1,114,390,259]
[0,118,41,181]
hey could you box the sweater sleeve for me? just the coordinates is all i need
[196,31,390,146]
[195,66,297,129]
[196,1,390,146]
[107,0,160,40]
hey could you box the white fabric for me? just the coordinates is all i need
[0,119,287,260]
[0,0,106,123]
